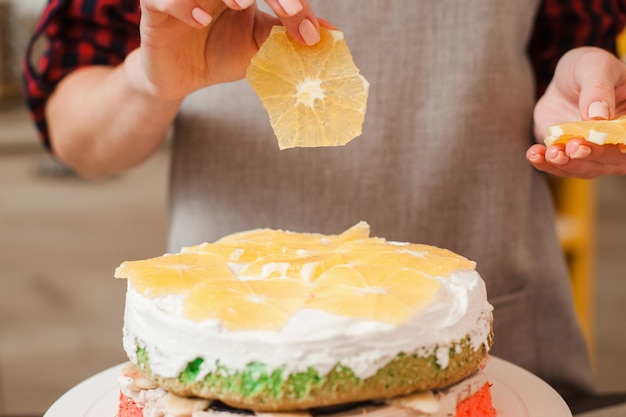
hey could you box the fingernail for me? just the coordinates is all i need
[191,7,212,26]
[527,147,540,161]
[588,101,609,120]
[234,0,255,8]
[299,19,320,45]
[547,148,568,165]
[278,0,304,16]
[571,145,591,159]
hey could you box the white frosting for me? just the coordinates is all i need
[390,369,490,416]
[123,268,493,381]
[119,374,210,417]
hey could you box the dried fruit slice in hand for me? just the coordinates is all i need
[246,26,369,149]
[544,115,626,146]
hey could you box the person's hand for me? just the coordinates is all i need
[125,0,323,102]
[45,0,326,179]
[527,46,626,178]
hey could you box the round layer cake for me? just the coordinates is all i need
[115,222,494,411]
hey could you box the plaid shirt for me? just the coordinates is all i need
[22,0,626,150]
[23,0,140,149]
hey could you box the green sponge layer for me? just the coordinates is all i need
[133,333,491,412]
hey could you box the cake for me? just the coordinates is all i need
[117,362,496,416]
[114,222,495,415]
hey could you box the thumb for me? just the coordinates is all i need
[575,47,625,120]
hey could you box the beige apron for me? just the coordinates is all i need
[169,0,595,392]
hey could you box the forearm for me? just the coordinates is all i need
[45,49,182,180]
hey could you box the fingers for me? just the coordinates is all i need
[143,0,215,28]
[534,47,626,145]
[191,7,213,26]
[146,0,324,45]
[574,47,626,120]
[527,144,578,177]
[317,18,336,30]
[222,0,323,45]
[527,140,626,178]
[527,144,606,178]
[262,0,321,45]
[221,0,255,9]
[565,139,626,166]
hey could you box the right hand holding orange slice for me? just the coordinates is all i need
[544,115,626,146]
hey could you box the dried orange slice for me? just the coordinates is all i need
[239,251,344,281]
[337,239,475,277]
[181,241,282,264]
[115,222,477,328]
[544,115,626,146]
[114,253,235,296]
[215,222,370,253]
[184,278,311,330]
[307,264,440,324]
[246,26,369,149]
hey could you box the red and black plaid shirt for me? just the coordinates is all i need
[23,0,140,150]
[22,0,626,150]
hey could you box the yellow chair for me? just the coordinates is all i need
[549,177,596,357]
[617,28,626,60]
[545,27,626,360]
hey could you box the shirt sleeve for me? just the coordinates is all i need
[22,0,141,151]
[528,0,626,98]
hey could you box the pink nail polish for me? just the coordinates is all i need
[571,145,591,159]
[554,151,569,165]
[588,101,609,120]
[278,0,304,16]
[299,19,320,46]
[191,7,212,26]
[234,0,255,9]
[546,147,558,159]
[546,147,566,164]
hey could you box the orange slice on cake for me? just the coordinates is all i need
[239,251,344,281]
[181,241,283,264]
[307,264,440,324]
[184,278,311,330]
[337,239,476,277]
[215,221,371,252]
[115,222,474,329]
[114,253,235,296]
[246,26,369,149]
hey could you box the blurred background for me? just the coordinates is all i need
[0,1,625,415]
